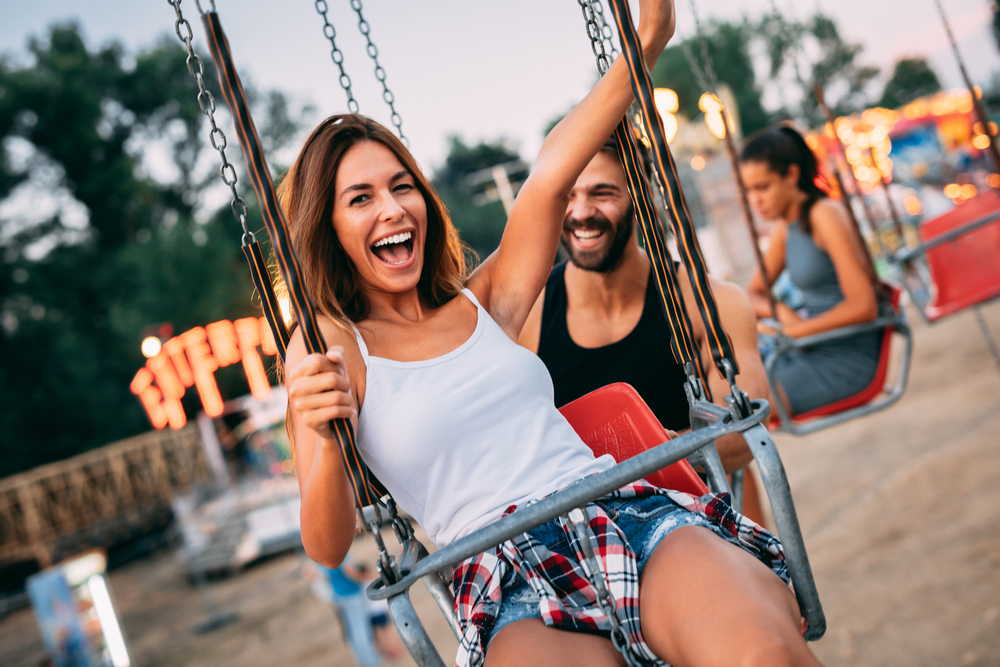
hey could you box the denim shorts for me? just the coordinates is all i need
[482,493,733,647]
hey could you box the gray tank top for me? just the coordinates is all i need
[786,221,844,317]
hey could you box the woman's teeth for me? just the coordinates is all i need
[373,231,412,247]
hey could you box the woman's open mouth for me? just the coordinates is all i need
[371,230,415,266]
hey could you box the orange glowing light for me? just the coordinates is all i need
[690,155,706,171]
[132,317,281,429]
[181,327,224,418]
[206,320,241,366]
[943,183,961,199]
[960,184,977,199]
[130,368,168,429]
[988,174,1000,189]
[973,134,992,150]
[903,196,922,216]
[162,337,195,387]
[235,317,271,401]
[259,318,278,357]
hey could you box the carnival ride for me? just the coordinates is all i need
[163,0,829,663]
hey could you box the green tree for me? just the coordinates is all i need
[878,58,942,109]
[650,20,769,136]
[0,24,308,477]
[756,12,879,124]
[432,136,522,261]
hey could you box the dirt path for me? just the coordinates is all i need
[785,301,1000,667]
[2,301,998,667]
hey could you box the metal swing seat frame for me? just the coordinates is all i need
[764,281,914,436]
[890,191,1000,373]
[165,0,827,664]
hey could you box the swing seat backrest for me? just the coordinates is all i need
[558,383,709,496]
[779,281,902,424]
[921,190,1000,321]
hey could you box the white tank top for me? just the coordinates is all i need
[355,289,614,546]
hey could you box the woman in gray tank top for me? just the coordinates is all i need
[741,126,882,415]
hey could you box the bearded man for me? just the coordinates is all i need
[518,142,770,519]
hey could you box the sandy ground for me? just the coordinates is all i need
[1,300,998,667]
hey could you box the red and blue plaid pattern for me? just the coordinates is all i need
[452,481,787,667]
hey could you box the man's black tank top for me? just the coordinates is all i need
[537,262,691,431]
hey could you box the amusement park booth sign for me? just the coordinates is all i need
[130,317,278,429]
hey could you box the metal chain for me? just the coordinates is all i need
[314,0,360,113]
[590,0,619,60]
[167,0,253,244]
[567,509,641,667]
[349,0,406,143]
[686,0,720,94]
[577,0,613,75]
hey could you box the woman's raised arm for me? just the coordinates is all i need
[468,0,676,339]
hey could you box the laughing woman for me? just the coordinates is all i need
[281,2,823,665]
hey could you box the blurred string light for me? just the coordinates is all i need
[698,92,726,139]
[943,180,979,204]
[690,155,706,171]
[141,336,162,358]
[833,107,898,193]
[653,87,679,144]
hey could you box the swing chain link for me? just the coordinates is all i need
[167,0,253,243]
[590,0,619,60]
[368,518,399,586]
[722,359,752,420]
[350,0,407,144]
[567,508,642,667]
[577,0,612,75]
[314,0,360,114]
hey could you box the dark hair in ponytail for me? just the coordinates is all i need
[740,124,826,235]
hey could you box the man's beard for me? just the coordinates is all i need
[561,205,634,273]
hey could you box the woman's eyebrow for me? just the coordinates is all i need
[390,169,411,183]
[341,182,371,196]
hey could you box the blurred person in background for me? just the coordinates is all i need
[741,125,881,416]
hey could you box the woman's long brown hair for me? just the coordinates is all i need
[276,114,468,333]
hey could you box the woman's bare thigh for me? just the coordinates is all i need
[638,525,821,667]
[485,619,626,667]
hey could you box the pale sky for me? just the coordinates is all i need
[0,0,995,173]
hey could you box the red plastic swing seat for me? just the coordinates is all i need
[558,383,709,496]
[920,190,1000,322]
[774,282,902,425]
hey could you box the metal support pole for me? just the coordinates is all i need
[814,86,882,239]
[973,306,1000,373]
[729,467,745,513]
[741,424,825,640]
[869,147,907,244]
[933,0,1000,177]
[719,109,778,320]
[386,592,446,667]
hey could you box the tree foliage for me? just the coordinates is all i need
[431,136,521,261]
[650,20,769,136]
[878,58,942,109]
[0,24,308,478]
[755,12,879,125]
